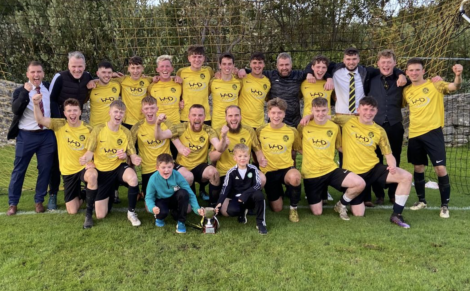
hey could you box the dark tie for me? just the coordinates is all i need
[36,86,44,129]
[383,76,389,90]
[348,72,355,113]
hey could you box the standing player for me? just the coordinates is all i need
[177,45,214,124]
[131,97,193,196]
[148,55,182,125]
[33,97,97,228]
[154,104,227,207]
[82,100,142,226]
[298,97,365,219]
[210,53,242,129]
[113,56,153,129]
[257,98,302,222]
[342,97,412,228]
[88,61,121,127]
[300,55,333,123]
[238,52,271,130]
[209,105,267,198]
[404,59,463,218]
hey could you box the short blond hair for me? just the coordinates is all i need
[156,55,173,66]
[377,49,396,62]
[233,143,249,154]
[267,97,287,112]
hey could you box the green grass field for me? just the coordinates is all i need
[1,146,470,290]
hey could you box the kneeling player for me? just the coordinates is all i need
[82,100,142,227]
[298,97,365,220]
[342,97,412,228]
[257,98,302,222]
[33,97,98,228]
[215,144,267,235]
[145,154,204,233]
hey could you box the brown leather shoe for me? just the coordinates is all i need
[35,202,45,213]
[364,201,375,207]
[7,205,17,216]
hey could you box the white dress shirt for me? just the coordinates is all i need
[333,68,364,114]
[19,82,51,130]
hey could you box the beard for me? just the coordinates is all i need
[228,122,242,134]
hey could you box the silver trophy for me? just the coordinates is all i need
[202,207,219,234]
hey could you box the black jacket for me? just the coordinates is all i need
[49,70,92,118]
[217,164,261,205]
[7,82,50,140]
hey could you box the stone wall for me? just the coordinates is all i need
[0,80,469,147]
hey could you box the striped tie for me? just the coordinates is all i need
[348,72,355,113]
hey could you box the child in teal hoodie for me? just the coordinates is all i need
[146,153,205,233]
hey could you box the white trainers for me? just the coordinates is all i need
[327,192,334,201]
[410,201,427,210]
[440,206,450,218]
[127,211,141,226]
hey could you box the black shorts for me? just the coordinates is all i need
[304,168,350,205]
[191,163,210,184]
[62,168,87,203]
[142,163,182,195]
[351,164,389,205]
[96,163,132,201]
[264,167,293,202]
[408,127,446,167]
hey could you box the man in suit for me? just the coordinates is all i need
[6,61,56,215]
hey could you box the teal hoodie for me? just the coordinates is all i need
[145,169,201,214]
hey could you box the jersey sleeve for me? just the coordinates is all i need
[378,126,392,155]
[335,125,342,149]
[49,119,66,131]
[114,76,125,84]
[249,128,261,152]
[86,124,103,152]
[123,127,137,156]
[204,125,219,140]
[169,123,185,139]
[130,121,142,142]
[292,127,302,152]
[296,124,304,151]
[433,81,451,95]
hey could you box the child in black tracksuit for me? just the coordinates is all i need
[215,143,267,234]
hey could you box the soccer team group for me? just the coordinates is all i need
[6,45,463,235]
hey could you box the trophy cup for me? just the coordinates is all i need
[202,207,219,234]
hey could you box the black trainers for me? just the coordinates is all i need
[83,214,93,229]
[238,209,248,224]
[256,224,268,235]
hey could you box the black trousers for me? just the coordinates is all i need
[154,189,190,223]
[364,121,404,201]
[226,190,266,225]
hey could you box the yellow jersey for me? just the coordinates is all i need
[257,123,301,173]
[148,80,182,124]
[213,125,261,176]
[238,73,271,128]
[210,77,242,130]
[131,120,172,174]
[86,123,136,172]
[170,122,218,170]
[115,76,153,125]
[176,66,214,121]
[300,79,332,116]
[89,80,121,126]
[49,119,93,175]
[298,120,341,178]
[342,117,391,174]
[403,80,450,138]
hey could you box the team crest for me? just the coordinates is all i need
[263,84,268,90]
[240,138,246,143]
[283,135,289,142]
[423,88,429,94]
[232,84,237,90]
[79,135,85,141]
[139,81,145,86]
[247,172,253,178]
[368,132,374,138]
[117,139,123,145]
[171,88,176,93]
[199,136,205,142]
[200,73,205,79]
[327,130,333,137]
[112,87,117,93]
